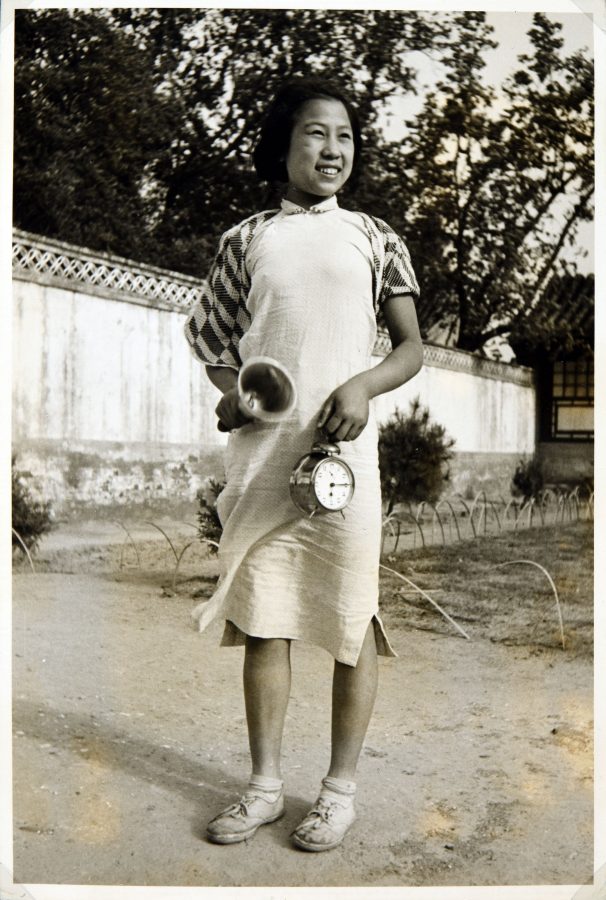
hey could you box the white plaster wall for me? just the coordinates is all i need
[12,279,226,450]
[373,359,536,454]
[13,278,535,457]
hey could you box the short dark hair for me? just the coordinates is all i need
[253,77,363,185]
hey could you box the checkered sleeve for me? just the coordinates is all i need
[373,217,420,309]
[184,226,252,369]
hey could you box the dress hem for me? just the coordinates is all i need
[220,613,397,666]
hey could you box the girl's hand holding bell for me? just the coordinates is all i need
[216,387,253,432]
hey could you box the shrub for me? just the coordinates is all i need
[12,457,54,553]
[378,399,455,514]
[511,456,544,502]
[196,477,225,552]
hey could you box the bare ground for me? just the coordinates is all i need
[10,518,593,888]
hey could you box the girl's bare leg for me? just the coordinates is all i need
[328,622,378,780]
[290,623,377,850]
[243,636,292,778]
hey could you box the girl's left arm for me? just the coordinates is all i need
[318,293,423,442]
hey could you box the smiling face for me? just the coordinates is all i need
[284,97,355,208]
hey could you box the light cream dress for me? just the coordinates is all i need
[191,196,409,665]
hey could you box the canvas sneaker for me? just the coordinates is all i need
[292,793,356,851]
[206,790,284,844]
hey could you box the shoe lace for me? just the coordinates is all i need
[236,792,269,817]
[308,797,338,823]
[232,793,276,818]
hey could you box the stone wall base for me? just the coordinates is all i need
[12,438,226,520]
[447,451,526,500]
[538,442,594,487]
[13,440,536,519]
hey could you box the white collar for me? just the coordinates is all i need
[280,195,339,215]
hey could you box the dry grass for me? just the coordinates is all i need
[15,518,593,658]
[379,521,593,657]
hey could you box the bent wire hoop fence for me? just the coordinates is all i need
[377,487,591,650]
[12,528,36,573]
[381,488,592,553]
[494,559,566,651]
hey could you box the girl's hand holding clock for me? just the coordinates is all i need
[317,375,371,442]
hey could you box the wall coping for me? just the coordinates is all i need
[12,228,534,387]
[401,340,532,386]
[12,228,202,313]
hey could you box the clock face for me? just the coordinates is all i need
[313,458,354,511]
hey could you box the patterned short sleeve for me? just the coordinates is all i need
[184,227,252,369]
[376,218,420,308]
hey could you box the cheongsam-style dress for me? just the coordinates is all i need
[185,195,419,666]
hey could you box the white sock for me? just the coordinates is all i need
[319,775,356,806]
[248,773,283,801]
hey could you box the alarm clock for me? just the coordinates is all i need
[290,441,355,516]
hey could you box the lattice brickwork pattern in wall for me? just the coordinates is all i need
[12,229,202,313]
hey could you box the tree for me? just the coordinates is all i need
[13,9,176,262]
[378,400,455,512]
[384,13,594,352]
[14,8,447,274]
[109,8,454,273]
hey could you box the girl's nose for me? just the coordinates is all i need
[322,137,340,158]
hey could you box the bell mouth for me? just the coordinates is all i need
[237,356,297,421]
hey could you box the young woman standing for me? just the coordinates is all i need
[185,77,423,851]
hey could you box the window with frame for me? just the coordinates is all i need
[550,356,594,440]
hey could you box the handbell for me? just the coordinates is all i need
[237,356,297,422]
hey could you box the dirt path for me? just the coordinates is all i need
[10,523,593,889]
